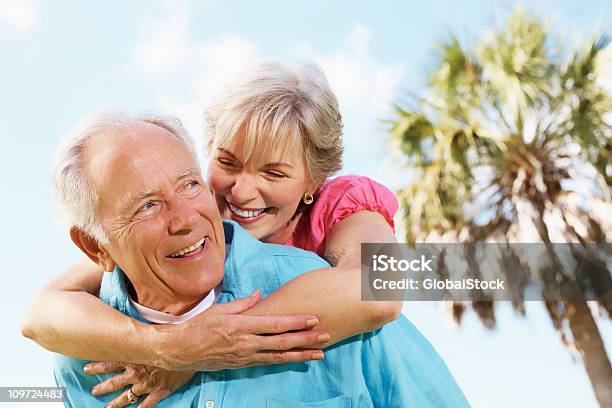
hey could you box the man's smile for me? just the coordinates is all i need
[167,236,207,258]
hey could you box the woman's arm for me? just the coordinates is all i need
[21,258,163,362]
[81,211,402,404]
[22,258,327,370]
[23,211,400,368]
[242,210,402,346]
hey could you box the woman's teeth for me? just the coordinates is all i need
[229,204,265,218]
[168,237,205,258]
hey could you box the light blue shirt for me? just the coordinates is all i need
[54,221,470,407]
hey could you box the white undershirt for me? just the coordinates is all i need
[129,286,220,325]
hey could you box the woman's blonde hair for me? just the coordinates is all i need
[204,60,343,185]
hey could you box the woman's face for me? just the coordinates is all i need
[207,129,315,244]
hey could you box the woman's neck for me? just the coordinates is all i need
[263,212,303,245]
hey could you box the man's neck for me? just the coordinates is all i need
[129,287,219,324]
[128,281,211,316]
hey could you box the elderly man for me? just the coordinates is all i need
[50,112,469,407]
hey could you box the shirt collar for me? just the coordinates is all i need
[127,286,220,324]
[220,220,282,299]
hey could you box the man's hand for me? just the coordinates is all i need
[154,290,328,371]
[85,361,195,408]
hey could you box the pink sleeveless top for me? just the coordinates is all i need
[284,175,399,257]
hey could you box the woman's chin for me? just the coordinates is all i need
[223,214,287,244]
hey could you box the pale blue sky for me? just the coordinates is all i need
[1,1,610,407]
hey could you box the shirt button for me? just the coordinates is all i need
[205,401,215,408]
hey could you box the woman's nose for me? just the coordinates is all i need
[230,172,258,204]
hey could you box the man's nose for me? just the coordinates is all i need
[230,172,258,204]
[167,198,199,235]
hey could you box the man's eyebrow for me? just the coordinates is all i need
[121,189,157,213]
[176,167,200,180]
[120,168,201,213]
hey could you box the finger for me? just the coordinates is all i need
[257,349,325,366]
[84,361,125,375]
[130,381,153,399]
[239,315,320,334]
[208,290,262,314]
[139,390,170,408]
[91,372,132,397]
[257,331,331,351]
[105,388,139,408]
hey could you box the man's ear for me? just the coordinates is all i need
[70,227,116,272]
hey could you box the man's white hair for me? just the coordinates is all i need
[52,111,196,243]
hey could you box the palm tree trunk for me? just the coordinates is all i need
[566,300,612,407]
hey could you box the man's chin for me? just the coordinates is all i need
[181,277,223,299]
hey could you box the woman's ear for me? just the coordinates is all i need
[307,178,322,195]
[70,227,116,272]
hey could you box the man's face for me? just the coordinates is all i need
[86,124,225,310]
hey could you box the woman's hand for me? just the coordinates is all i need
[85,361,194,408]
[153,289,329,371]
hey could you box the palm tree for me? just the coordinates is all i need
[389,10,611,406]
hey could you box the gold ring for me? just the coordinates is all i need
[127,387,139,404]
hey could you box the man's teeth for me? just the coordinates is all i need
[229,204,265,218]
[169,238,205,258]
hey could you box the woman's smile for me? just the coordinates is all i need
[226,201,270,224]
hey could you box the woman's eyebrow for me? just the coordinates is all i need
[217,148,237,159]
[218,148,293,168]
[263,161,294,169]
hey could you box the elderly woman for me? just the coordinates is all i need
[23,61,402,404]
